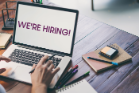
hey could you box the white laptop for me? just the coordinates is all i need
[0,1,78,88]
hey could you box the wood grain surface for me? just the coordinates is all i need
[0,0,139,93]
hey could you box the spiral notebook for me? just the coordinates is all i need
[56,79,97,93]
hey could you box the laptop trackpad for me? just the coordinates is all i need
[10,66,31,83]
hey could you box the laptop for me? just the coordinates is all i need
[0,1,78,88]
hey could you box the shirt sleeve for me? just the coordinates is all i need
[0,84,6,93]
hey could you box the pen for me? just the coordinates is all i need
[56,65,78,87]
[87,57,118,66]
[58,69,78,88]
[40,0,42,4]
[63,71,90,87]
[55,68,72,87]
[31,0,34,2]
[60,68,72,81]
[58,65,78,84]
[29,54,55,73]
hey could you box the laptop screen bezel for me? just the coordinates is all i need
[13,1,78,57]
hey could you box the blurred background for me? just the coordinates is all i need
[48,0,139,36]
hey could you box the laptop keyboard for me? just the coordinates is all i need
[9,49,62,68]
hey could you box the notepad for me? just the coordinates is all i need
[0,33,12,49]
[82,44,132,73]
[56,79,97,93]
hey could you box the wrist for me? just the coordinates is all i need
[33,83,47,89]
[32,84,48,93]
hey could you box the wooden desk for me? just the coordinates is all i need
[1,0,139,93]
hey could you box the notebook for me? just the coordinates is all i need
[56,79,97,93]
[0,33,12,49]
[82,44,132,73]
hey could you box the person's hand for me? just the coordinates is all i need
[0,56,11,74]
[31,55,60,93]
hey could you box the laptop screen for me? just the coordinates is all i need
[14,3,78,55]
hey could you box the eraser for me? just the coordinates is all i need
[99,46,118,59]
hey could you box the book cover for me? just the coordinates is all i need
[0,33,12,49]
